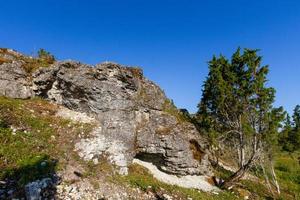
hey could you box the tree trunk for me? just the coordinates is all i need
[238,117,245,168]
[261,161,274,196]
[220,146,258,189]
[270,161,280,195]
[240,139,245,167]
[220,159,252,189]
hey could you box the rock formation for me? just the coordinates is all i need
[0,48,212,177]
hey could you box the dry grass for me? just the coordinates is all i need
[21,56,54,74]
[0,48,55,73]
[189,139,204,161]
[155,126,173,135]
[128,67,143,79]
[0,57,10,65]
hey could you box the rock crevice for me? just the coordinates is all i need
[0,49,213,176]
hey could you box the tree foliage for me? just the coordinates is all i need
[280,105,300,152]
[197,48,284,188]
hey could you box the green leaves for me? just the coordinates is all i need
[281,105,300,152]
[197,47,280,144]
[293,105,300,130]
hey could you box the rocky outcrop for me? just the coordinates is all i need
[0,49,213,177]
[0,61,33,98]
[135,110,212,176]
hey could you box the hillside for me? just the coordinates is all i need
[0,48,299,200]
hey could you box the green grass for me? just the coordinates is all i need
[162,99,192,124]
[241,180,273,200]
[233,151,300,200]
[114,164,239,200]
[274,151,300,199]
[214,165,234,181]
[1,96,299,199]
[0,96,93,187]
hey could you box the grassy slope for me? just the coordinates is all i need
[239,151,300,200]
[214,151,300,200]
[1,96,299,199]
[115,164,239,200]
[0,96,93,187]
[274,151,300,199]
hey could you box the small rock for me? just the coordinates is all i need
[40,161,47,167]
[73,171,83,177]
[25,178,53,200]
[8,189,14,194]
[93,158,99,164]
[162,194,173,200]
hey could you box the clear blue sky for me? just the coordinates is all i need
[1,0,299,113]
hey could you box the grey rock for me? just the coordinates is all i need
[0,48,25,60]
[0,49,213,176]
[0,61,33,98]
[32,61,213,176]
[135,110,212,176]
[24,178,53,200]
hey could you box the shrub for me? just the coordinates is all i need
[37,48,55,63]
[21,49,55,73]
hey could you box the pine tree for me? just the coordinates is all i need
[290,105,300,150]
[293,105,300,130]
[198,48,282,188]
[280,113,294,151]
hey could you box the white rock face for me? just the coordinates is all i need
[133,159,220,192]
[56,107,97,124]
[75,127,129,175]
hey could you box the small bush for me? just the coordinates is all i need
[37,48,55,64]
[21,48,55,74]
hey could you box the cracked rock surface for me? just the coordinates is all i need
[0,49,213,176]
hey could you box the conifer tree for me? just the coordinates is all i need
[291,105,300,150]
[198,48,283,188]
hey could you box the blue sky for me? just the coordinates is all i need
[1,0,299,113]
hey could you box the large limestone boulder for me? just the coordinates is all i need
[0,49,213,176]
